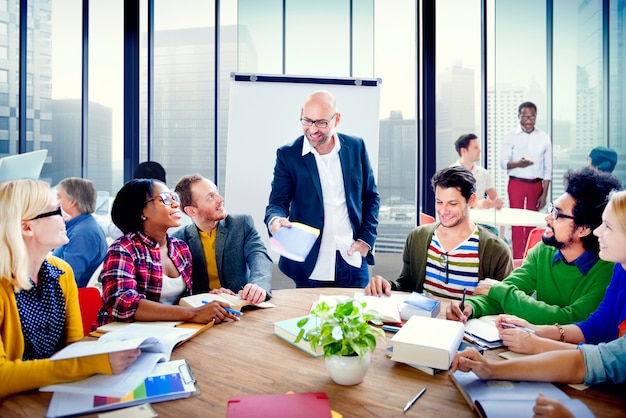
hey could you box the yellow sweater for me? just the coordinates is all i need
[0,256,111,398]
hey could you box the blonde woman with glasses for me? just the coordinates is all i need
[0,179,139,398]
[96,179,237,328]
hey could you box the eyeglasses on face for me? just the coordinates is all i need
[520,115,537,121]
[29,206,63,220]
[548,202,576,221]
[144,191,180,206]
[300,114,336,129]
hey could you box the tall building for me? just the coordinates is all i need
[0,1,52,165]
[487,84,527,205]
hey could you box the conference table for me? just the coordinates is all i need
[470,207,547,238]
[470,207,547,228]
[2,288,625,417]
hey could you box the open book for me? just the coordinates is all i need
[41,324,203,397]
[450,370,594,418]
[179,292,276,311]
[269,222,320,262]
[45,359,197,418]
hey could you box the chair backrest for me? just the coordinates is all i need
[420,212,436,225]
[523,227,545,258]
[77,287,102,336]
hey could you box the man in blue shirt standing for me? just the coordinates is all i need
[53,177,108,287]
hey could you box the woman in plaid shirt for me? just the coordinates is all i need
[96,179,238,328]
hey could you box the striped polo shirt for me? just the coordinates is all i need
[424,227,480,300]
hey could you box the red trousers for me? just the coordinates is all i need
[508,177,544,259]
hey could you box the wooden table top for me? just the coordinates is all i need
[2,288,624,417]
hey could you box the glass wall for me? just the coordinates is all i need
[147,0,216,189]
[88,0,123,194]
[3,0,626,255]
[45,0,82,185]
[435,0,482,171]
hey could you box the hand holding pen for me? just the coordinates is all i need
[195,300,240,323]
[496,315,539,354]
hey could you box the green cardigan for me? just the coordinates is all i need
[466,242,614,325]
[389,223,513,293]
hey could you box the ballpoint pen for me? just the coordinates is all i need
[500,322,535,334]
[224,307,243,316]
[403,386,426,413]
[201,300,244,316]
[460,288,466,312]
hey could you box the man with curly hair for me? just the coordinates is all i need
[447,167,622,326]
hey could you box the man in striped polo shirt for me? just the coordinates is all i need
[364,166,513,300]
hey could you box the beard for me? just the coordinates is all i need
[542,232,575,250]
[542,233,563,249]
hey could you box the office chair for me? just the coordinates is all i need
[513,227,545,268]
[420,212,436,225]
[77,287,102,336]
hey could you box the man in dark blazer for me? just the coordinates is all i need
[265,90,380,288]
[173,174,273,303]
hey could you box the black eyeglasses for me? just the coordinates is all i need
[440,252,449,284]
[300,114,336,129]
[29,206,63,220]
[548,202,576,221]
[144,191,180,206]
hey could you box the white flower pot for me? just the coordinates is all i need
[324,352,371,385]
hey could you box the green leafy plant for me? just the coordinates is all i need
[295,298,385,358]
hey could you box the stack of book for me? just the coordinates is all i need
[390,316,464,372]
[463,316,505,349]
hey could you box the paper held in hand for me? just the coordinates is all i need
[269,222,320,262]
[41,324,199,398]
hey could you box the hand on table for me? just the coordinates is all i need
[239,283,267,304]
[363,275,392,296]
[533,394,575,418]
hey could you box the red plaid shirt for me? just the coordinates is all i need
[97,231,193,325]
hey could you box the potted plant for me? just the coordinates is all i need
[295,298,385,385]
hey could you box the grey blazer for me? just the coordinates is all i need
[172,214,273,299]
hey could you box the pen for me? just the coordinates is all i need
[403,386,426,413]
[201,300,244,316]
[460,288,466,312]
[500,322,535,334]
[382,325,401,333]
[223,307,243,316]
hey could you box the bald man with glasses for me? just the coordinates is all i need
[265,90,379,289]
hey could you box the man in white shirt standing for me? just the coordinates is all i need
[500,101,552,259]
[265,90,380,288]
[452,133,503,210]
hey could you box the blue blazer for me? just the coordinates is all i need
[172,214,273,299]
[264,133,380,281]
